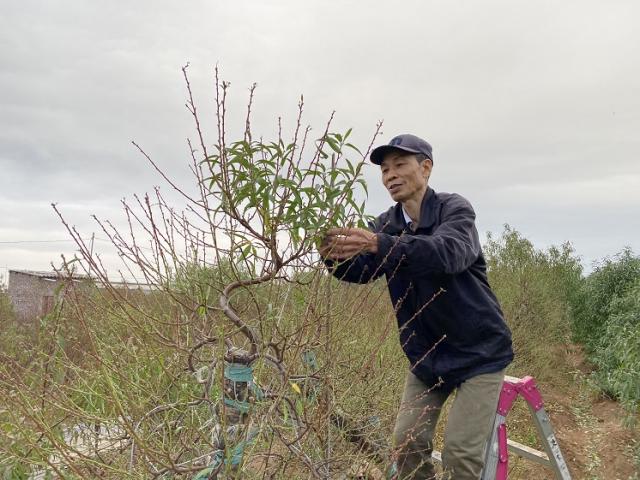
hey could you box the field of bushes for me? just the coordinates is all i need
[0,226,638,479]
[0,79,638,477]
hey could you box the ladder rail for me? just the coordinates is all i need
[526,404,572,479]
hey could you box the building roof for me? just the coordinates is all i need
[9,269,92,280]
[9,270,155,290]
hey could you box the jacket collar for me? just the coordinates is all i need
[383,187,438,233]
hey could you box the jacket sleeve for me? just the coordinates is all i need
[323,217,388,284]
[374,194,481,276]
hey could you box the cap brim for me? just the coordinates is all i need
[370,145,421,165]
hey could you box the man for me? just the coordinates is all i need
[319,134,514,479]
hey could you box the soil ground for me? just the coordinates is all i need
[503,344,639,480]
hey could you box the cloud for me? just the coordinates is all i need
[1,0,639,275]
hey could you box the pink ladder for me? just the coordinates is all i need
[481,375,572,480]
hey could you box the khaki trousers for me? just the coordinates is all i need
[392,370,504,479]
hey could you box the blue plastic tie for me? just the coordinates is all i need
[386,462,398,479]
[302,350,318,371]
[224,362,253,382]
[192,428,259,479]
[223,362,255,414]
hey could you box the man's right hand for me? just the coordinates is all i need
[318,228,378,261]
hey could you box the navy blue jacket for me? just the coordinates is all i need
[327,187,513,389]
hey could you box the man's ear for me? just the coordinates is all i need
[422,159,433,179]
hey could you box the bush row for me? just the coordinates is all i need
[484,225,582,382]
[484,227,640,416]
[569,248,640,416]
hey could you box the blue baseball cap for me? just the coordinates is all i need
[370,134,433,165]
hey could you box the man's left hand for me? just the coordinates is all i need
[318,227,378,260]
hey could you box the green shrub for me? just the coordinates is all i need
[591,278,640,418]
[0,284,15,325]
[484,225,582,381]
[570,248,640,349]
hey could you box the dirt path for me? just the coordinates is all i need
[511,347,639,480]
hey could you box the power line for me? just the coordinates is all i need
[0,237,111,245]
[0,237,162,254]
[0,239,80,244]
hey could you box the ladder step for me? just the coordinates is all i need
[506,439,550,466]
[432,440,549,468]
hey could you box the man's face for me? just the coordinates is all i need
[380,151,432,203]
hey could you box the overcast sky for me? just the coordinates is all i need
[1,0,639,282]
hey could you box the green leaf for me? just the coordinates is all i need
[324,136,341,154]
[345,142,362,155]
